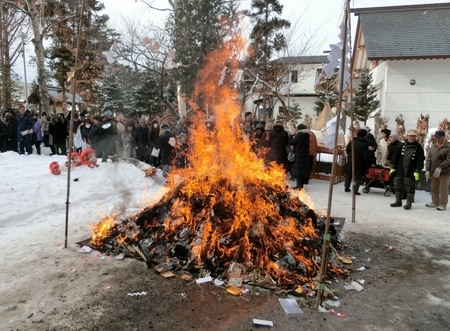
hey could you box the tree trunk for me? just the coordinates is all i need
[27,0,50,114]
[0,5,12,110]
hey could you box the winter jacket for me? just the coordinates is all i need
[17,112,33,132]
[367,133,377,165]
[267,126,289,165]
[156,130,175,165]
[32,121,43,142]
[390,140,425,178]
[122,129,136,148]
[386,139,400,164]
[290,129,310,177]
[148,122,160,149]
[48,115,67,145]
[90,121,118,156]
[5,116,18,151]
[426,140,450,176]
[345,137,371,177]
[67,119,82,135]
[135,126,149,148]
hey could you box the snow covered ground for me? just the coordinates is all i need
[1,148,449,330]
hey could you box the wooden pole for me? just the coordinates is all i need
[315,0,350,308]
[64,0,85,249]
[348,11,356,224]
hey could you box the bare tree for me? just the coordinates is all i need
[0,3,28,110]
[4,0,78,113]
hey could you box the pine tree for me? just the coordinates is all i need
[97,66,124,112]
[170,0,229,98]
[246,0,291,75]
[47,0,113,106]
[351,71,380,123]
[287,101,302,121]
[314,73,339,114]
[132,69,160,115]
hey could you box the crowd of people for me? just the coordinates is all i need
[343,126,449,211]
[1,107,449,210]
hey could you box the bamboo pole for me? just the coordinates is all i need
[315,0,350,308]
[64,0,85,249]
[348,11,356,224]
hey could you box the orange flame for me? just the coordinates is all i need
[90,32,343,286]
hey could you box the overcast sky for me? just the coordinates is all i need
[16,0,449,84]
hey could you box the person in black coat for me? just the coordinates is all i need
[344,129,370,194]
[48,114,67,155]
[267,121,289,169]
[148,119,160,166]
[156,124,176,177]
[4,111,18,152]
[364,126,378,166]
[289,124,310,190]
[135,119,150,163]
[0,118,6,152]
[386,132,401,193]
[389,129,425,210]
[17,106,33,154]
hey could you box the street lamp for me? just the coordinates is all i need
[19,32,28,111]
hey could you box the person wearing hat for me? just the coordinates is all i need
[389,129,425,210]
[425,130,450,211]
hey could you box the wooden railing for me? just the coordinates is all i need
[311,145,345,184]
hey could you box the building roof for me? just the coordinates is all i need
[352,3,450,60]
[28,86,84,104]
[274,56,328,65]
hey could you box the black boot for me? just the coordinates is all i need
[390,191,403,207]
[403,193,414,210]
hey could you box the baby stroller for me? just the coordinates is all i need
[362,165,391,196]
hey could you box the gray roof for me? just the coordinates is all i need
[352,3,450,59]
[47,87,84,104]
[274,56,328,64]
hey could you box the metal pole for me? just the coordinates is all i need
[20,33,28,111]
[315,0,350,308]
[64,0,85,249]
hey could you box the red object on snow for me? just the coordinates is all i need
[49,161,61,175]
[80,148,97,168]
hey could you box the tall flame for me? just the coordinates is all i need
[90,33,344,287]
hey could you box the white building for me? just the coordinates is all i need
[351,3,450,132]
[244,56,327,124]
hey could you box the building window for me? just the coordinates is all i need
[291,70,298,83]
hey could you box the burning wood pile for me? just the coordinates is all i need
[89,34,347,290]
[90,177,344,288]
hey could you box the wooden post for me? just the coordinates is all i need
[315,0,350,308]
[64,0,85,249]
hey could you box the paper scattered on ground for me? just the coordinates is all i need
[127,292,147,296]
[196,276,213,284]
[253,318,273,326]
[350,281,364,291]
[213,279,224,286]
[278,298,304,315]
[78,246,92,253]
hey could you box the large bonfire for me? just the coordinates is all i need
[90,35,345,289]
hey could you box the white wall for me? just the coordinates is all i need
[376,60,450,131]
[243,63,322,125]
